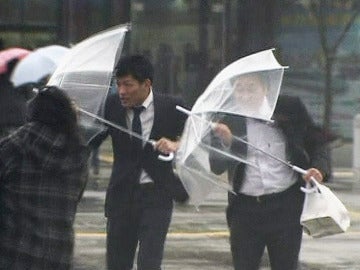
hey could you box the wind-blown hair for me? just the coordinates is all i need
[26,86,81,143]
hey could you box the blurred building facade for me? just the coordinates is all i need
[1,0,360,139]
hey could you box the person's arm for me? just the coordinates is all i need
[304,142,331,183]
[209,122,234,175]
[211,122,233,147]
[296,97,332,183]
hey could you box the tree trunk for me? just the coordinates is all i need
[234,0,280,58]
[323,58,333,131]
[197,0,210,97]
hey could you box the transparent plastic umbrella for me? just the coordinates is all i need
[46,24,172,161]
[175,49,288,207]
[47,24,130,143]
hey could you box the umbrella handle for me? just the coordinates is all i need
[292,165,319,193]
[149,140,175,162]
[300,178,321,194]
[157,152,174,162]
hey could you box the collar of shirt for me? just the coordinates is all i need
[141,89,153,110]
[127,89,153,112]
[126,90,154,130]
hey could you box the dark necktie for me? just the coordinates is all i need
[132,106,145,152]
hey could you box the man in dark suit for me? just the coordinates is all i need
[94,55,188,270]
[210,93,332,270]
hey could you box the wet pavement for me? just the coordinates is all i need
[73,140,360,270]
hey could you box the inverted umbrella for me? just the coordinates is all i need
[11,45,69,87]
[175,49,288,206]
[47,24,129,143]
[0,47,30,75]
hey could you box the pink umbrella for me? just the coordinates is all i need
[0,47,30,75]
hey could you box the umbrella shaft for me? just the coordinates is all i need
[234,134,291,167]
[176,105,191,115]
[78,108,153,145]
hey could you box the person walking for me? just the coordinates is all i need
[0,86,89,269]
[210,88,332,269]
[0,58,28,139]
[92,55,188,270]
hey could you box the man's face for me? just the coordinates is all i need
[233,74,266,109]
[116,75,151,108]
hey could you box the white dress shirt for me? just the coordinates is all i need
[239,118,298,196]
[126,90,154,184]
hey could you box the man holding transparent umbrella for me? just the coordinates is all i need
[92,55,188,270]
[210,72,332,270]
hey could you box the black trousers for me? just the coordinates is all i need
[106,183,173,270]
[227,183,305,270]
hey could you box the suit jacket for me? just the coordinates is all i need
[210,95,331,196]
[96,92,188,217]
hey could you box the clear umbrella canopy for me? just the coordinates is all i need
[46,24,173,162]
[192,49,285,120]
[47,24,130,142]
[175,49,288,207]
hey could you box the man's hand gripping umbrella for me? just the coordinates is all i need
[79,108,174,161]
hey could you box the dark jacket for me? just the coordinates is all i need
[0,122,89,269]
[96,92,188,217]
[0,80,27,136]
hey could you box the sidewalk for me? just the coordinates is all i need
[73,141,360,270]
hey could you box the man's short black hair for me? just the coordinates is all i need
[115,55,154,83]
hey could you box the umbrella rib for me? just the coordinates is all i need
[231,134,310,176]
[177,105,309,175]
[62,82,111,87]
[180,166,235,195]
[179,106,258,168]
[200,142,258,168]
[231,133,291,167]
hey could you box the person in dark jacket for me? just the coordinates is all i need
[0,86,89,269]
[92,55,188,270]
[210,93,332,270]
[0,59,28,138]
